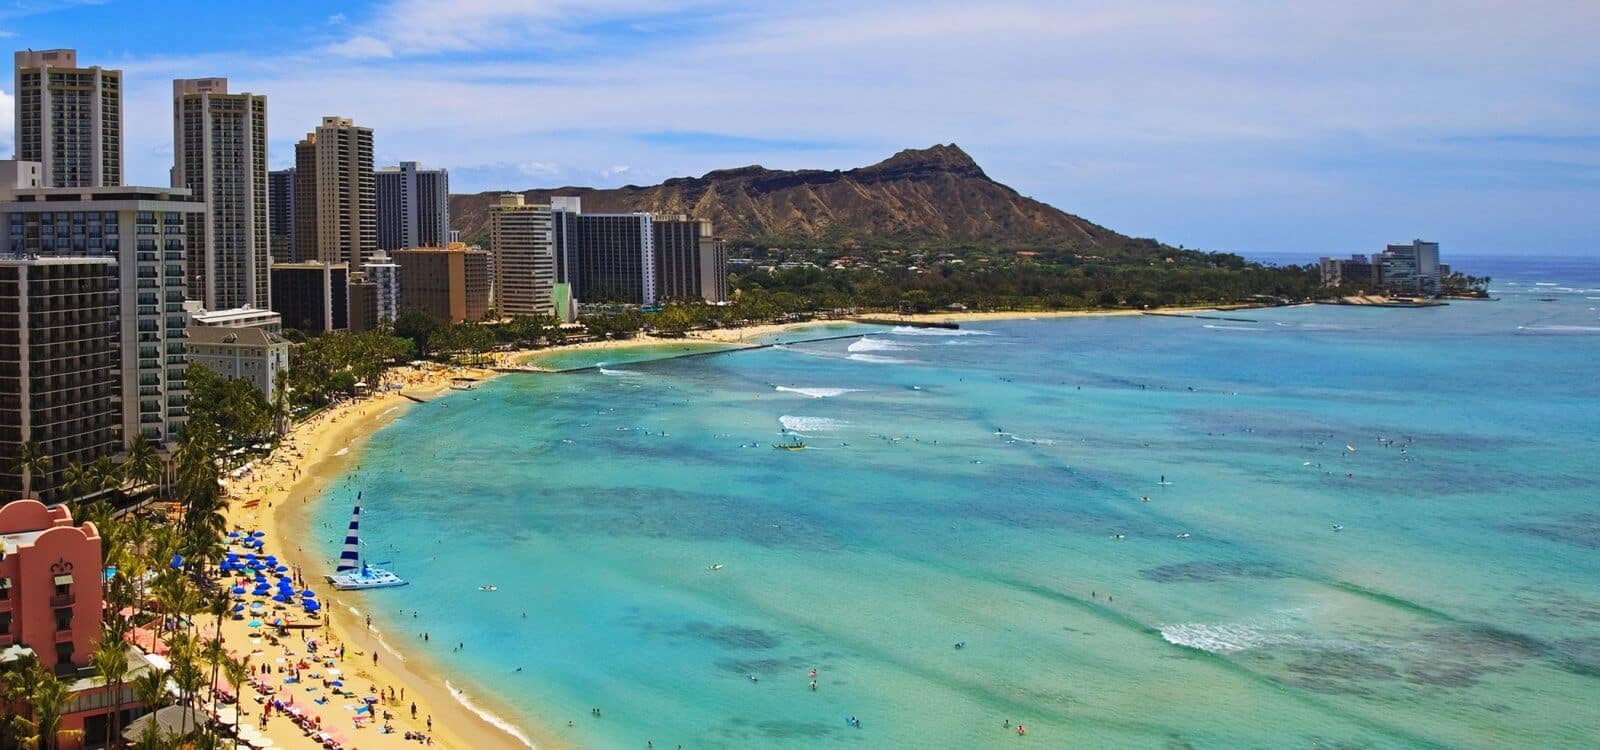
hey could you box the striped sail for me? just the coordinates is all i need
[336,502,362,572]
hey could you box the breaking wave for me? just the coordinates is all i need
[779,415,849,433]
[847,337,915,353]
[889,326,992,337]
[775,386,860,398]
[446,681,539,749]
[848,353,917,365]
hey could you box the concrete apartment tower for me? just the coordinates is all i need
[489,194,556,317]
[291,117,375,268]
[376,161,450,251]
[172,77,270,311]
[13,49,122,188]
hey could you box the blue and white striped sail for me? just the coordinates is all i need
[336,501,362,572]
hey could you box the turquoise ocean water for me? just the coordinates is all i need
[312,257,1600,749]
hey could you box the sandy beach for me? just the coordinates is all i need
[205,304,1250,750]
[218,363,565,750]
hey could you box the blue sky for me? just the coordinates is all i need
[3,0,1597,257]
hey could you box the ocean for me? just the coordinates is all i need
[311,255,1600,749]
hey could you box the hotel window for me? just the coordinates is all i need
[0,611,9,634]
[53,608,71,631]
[54,573,72,597]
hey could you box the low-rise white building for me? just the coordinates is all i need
[186,325,290,401]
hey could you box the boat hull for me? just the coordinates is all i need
[325,567,409,590]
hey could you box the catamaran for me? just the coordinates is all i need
[325,500,408,590]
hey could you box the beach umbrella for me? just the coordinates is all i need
[251,531,266,537]
[300,589,316,598]
[228,531,242,538]
[303,601,321,612]
[230,586,246,595]
[169,553,184,570]
[247,619,263,628]
[275,565,290,573]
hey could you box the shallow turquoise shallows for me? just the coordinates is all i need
[312,258,1600,749]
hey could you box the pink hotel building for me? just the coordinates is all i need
[2,499,146,748]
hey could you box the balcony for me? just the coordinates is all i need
[50,592,75,608]
[54,627,74,643]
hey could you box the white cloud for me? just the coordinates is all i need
[101,0,1600,254]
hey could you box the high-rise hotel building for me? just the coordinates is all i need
[292,117,375,268]
[13,49,122,188]
[489,194,555,317]
[0,256,118,502]
[1,180,202,448]
[172,78,269,311]
[376,162,450,251]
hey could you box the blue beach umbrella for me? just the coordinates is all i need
[169,553,184,570]
[300,589,316,598]
[251,531,266,537]
[303,600,321,612]
[228,531,242,538]
[230,586,246,595]
[275,565,290,573]
[233,603,246,613]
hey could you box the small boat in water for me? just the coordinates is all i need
[325,499,409,591]
[773,433,806,451]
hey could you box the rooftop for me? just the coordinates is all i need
[186,325,286,347]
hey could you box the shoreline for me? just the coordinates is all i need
[221,366,569,750]
[213,303,1254,750]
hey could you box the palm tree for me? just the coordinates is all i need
[271,370,292,436]
[29,669,78,750]
[122,434,163,495]
[0,653,40,748]
[221,657,249,750]
[11,439,52,500]
[130,667,170,750]
[59,461,93,503]
[90,629,131,749]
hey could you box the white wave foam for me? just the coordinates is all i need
[847,337,914,353]
[848,353,917,364]
[334,447,350,457]
[597,366,634,377]
[775,386,860,398]
[779,415,849,433]
[1516,325,1600,334]
[889,326,992,337]
[446,680,539,749]
[1160,609,1314,654]
[1202,324,1264,332]
[1535,282,1558,286]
